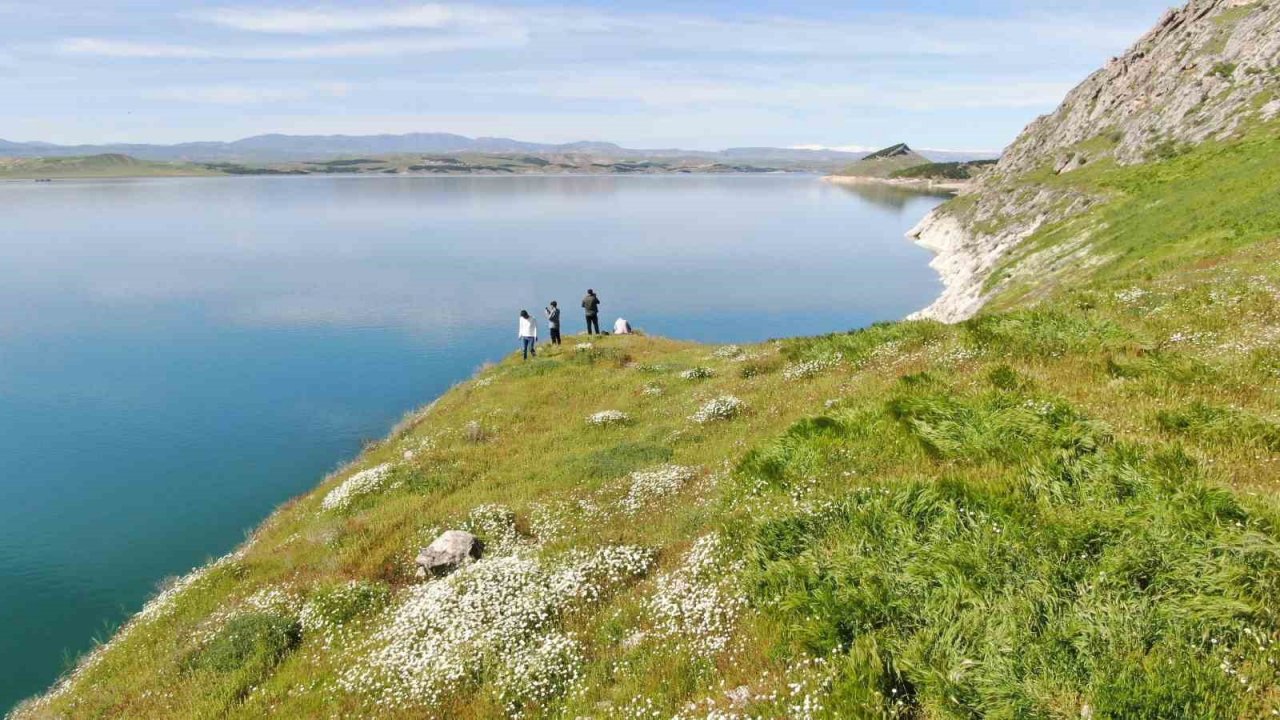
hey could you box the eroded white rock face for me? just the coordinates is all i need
[415,530,482,577]
[908,0,1279,323]
[1000,0,1280,174]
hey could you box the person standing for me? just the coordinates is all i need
[545,301,562,345]
[582,288,601,335]
[518,310,538,360]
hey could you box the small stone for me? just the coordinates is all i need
[415,530,483,577]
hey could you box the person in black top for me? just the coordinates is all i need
[545,301,562,345]
[582,289,601,335]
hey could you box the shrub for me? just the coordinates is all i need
[189,612,300,674]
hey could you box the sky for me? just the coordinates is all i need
[0,1,1177,151]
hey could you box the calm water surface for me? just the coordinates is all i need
[0,174,945,710]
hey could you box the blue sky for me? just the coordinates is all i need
[0,1,1175,151]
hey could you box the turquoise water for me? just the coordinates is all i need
[0,174,946,710]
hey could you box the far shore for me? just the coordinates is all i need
[821,174,970,194]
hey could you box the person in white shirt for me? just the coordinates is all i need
[518,310,538,360]
[613,317,633,335]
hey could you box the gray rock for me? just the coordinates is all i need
[415,530,483,577]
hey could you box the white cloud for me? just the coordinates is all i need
[57,32,525,59]
[149,82,351,105]
[195,4,515,34]
[61,4,1155,63]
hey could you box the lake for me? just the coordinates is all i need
[0,174,945,710]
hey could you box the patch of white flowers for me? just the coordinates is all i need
[463,504,521,554]
[321,463,394,511]
[782,354,841,380]
[588,410,630,426]
[575,342,595,351]
[1114,287,1150,304]
[712,345,744,359]
[341,546,653,712]
[619,465,699,515]
[691,396,744,424]
[647,534,746,658]
[680,366,715,380]
[642,383,665,396]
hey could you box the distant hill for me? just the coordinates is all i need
[0,154,215,178]
[834,143,932,178]
[0,133,987,170]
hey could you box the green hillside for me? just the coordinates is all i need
[834,143,931,178]
[0,154,215,178]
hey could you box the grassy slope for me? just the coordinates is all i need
[0,155,217,178]
[17,123,1280,720]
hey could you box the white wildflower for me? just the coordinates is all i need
[691,396,744,424]
[321,463,394,511]
[463,504,520,554]
[587,410,630,426]
[648,534,746,658]
[342,546,652,710]
[619,465,699,514]
[1114,287,1149,304]
[680,366,715,380]
[712,345,744,359]
[782,354,841,380]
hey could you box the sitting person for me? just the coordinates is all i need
[612,317,633,335]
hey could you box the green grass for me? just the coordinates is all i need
[14,121,1280,720]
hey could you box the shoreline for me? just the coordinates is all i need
[821,174,971,194]
[903,208,987,323]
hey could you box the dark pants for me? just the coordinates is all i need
[522,336,537,359]
[549,327,561,345]
[586,314,600,334]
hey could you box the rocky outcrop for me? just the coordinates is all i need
[911,0,1280,322]
[416,531,483,577]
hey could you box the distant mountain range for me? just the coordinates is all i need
[0,133,998,165]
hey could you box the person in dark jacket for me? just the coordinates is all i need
[582,289,601,335]
[545,301,562,345]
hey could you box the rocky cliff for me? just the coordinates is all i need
[912,0,1280,322]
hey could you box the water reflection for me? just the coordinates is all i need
[828,180,954,211]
